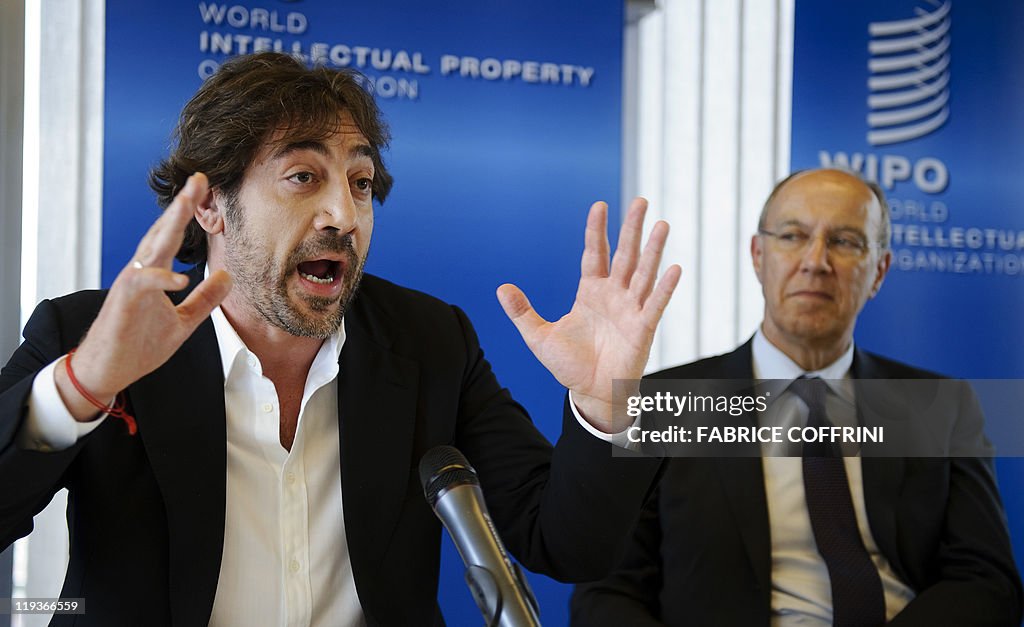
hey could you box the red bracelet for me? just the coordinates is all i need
[64,348,137,436]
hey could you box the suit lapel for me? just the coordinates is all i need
[710,340,773,596]
[715,456,772,594]
[852,349,907,577]
[337,294,419,617]
[130,315,227,626]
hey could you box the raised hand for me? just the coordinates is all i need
[497,198,681,433]
[55,173,233,421]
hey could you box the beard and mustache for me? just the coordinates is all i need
[221,198,366,339]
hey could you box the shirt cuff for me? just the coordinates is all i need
[16,357,108,452]
[568,389,641,450]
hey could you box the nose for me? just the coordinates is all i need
[799,233,832,273]
[313,180,358,233]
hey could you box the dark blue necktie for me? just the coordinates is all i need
[790,376,886,627]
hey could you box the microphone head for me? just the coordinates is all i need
[420,445,480,507]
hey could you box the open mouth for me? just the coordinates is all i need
[297,259,342,285]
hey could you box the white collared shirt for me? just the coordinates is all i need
[752,330,915,625]
[206,306,364,627]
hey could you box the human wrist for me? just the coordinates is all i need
[571,391,616,433]
[53,356,109,422]
[55,349,137,434]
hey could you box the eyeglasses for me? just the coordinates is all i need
[758,228,878,260]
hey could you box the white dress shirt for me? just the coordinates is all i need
[206,306,364,627]
[752,330,916,625]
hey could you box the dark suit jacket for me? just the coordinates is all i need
[0,270,661,626]
[571,340,1022,626]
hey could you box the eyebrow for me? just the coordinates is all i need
[352,144,375,160]
[270,140,376,162]
[774,219,806,229]
[773,219,866,234]
[271,140,328,161]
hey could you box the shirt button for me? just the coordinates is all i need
[286,472,296,485]
[262,403,273,413]
[289,559,300,573]
[247,355,257,368]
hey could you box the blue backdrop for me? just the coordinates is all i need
[791,0,1024,579]
[103,1,623,624]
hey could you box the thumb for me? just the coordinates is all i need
[496,283,546,344]
[177,270,233,328]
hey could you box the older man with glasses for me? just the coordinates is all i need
[571,168,1022,627]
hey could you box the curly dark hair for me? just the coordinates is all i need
[149,52,394,264]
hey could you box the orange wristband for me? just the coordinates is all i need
[64,348,137,435]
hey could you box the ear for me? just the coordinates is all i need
[195,186,226,234]
[869,249,892,298]
[751,233,765,283]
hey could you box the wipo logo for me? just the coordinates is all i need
[867,1,951,146]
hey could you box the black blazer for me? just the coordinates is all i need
[571,340,1022,626]
[0,269,661,626]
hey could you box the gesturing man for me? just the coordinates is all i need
[571,169,1022,626]
[0,52,680,626]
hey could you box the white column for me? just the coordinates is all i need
[699,0,742,356]
[17,2,105,625]
[652,0,703,369]
[628,0,795,370]
[33,0,104,301]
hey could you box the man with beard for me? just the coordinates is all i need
[0,53,680,625]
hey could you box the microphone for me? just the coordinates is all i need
[420,446,541,627]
